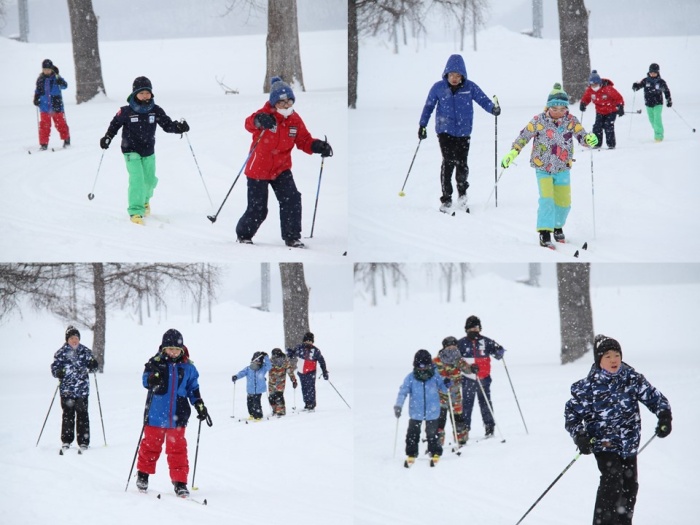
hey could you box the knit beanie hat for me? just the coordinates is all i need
[303,332,314,343]
[413,349,433,368]
[464,315,482,331]
[594,334,622,367]
[588,70,602,85]
[546,83,569,107]
[271,348,285,359]
[42,59,53,69]
[161,328,183,348]
[269,76,295,106]
[442,336,458,348]
[65,325,80,341]
[648,63,660,73]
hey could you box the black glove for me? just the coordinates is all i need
[147,372,162,389]
[33,94,40,106]
[632,82,640,92]
[100,135,111,149]
[194,400,209,421]
[51,65,59,75]
[394,406,401,418]
[311,139,333,158]
[574,430,593,455]
[418,126,427,140]
[444,378,452,388]
[470,364,479,374]
[617,105,624,117]
[322,370,329,380]
[492,105,501,117]
[56,368,66,380]
[231,375,237,383]
[254,112,276,130]
[175,120,190,133]
[656,409,672,438]
[666,100,672,108]
[579,102,586,112]
[292,380,298,389]
[88,358,99,372]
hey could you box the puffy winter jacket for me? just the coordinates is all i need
[142,349,201,428]
[104,98,180,157]
[580,79,624,116]
[244,103,316,180]
[35,73,67,113]
[51,343,98,397]
[634,74,672,108]
[289,343,327,376]
[235,355,272,395]
[457,334,505,379]
[418,54,494,138]
[395,368,448,421]
[565,363,671,458]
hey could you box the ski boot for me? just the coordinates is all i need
[136,471,149,492]
[237,237,253,245]
[404,456,416,468]
[144,203,151,217]
[538,230,554,250]
[439,199,453,214]
[173,481,190,498]
[553,228,565,243]
[285,239,305,248]
[430,455,440,467]
[130,214,144,225]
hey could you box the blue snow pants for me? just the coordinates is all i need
[461,375,494,430]
[535,169,571,231]
[298,371,317,409]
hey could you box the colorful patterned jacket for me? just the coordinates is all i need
[565,363,671,458]
[51,343,98,398]
[433,353,471,410]
[457,334,505,380]
[268,356,296,394]
[511,111,590,173]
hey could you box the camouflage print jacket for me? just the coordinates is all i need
[268,357,296,394]
[565,363,671,458]
[51,343,97,398]
[433,354,471,409]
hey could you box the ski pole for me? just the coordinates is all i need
[638,433,657,454]
[87,150,106,201]
[398,139,422,197]
[393,416,400,458]
[125,390,154,492]
[515,453,582,524]
[191,419,203,490]
[671,107,697,132]
[327,379,351,409]
[462,372,506,443]
[628,91,637,138]
[93,372,107,446]
[484,168,506,209]
[501,357,528,434]
[493,95,499,207]
[207,130,266,223]
[183,131,214,207]
[293,386,296,411]
[590,149,596,239]
[446,388,460,449]
[36,106,40,143]
[230,382,236,418]
[36,383,59,447]
[309,137,329,238]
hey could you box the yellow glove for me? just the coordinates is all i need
[501,148,519,169]
[584,133,598,147]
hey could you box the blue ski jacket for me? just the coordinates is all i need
[418,54,494,138]
[395,367,448,421]
[51,343,98,398]
[235,355,272,395]
[34,73,67,113]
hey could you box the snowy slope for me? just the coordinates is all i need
[354,269,699,524]
[0,30,347,261]
[350,28,700,261]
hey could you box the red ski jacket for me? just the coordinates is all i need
[580,79,624,116]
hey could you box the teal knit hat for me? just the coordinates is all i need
[546,82,569,107]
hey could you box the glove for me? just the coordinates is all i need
[418,126,427,140]
[666,100,672,108]
[292,380,298,389]
[254,112,276,130]
[492,105,501,117]
[470,364,479,374]
[51,65,59,75]
[147,373,162,389]
[56,368,66,380]
[100,135,111,149]
[394,406,402,418]
[574,430,593,455]
[33,94,40,106]
[579,102,586,112]
[444,378,452,388]
[194,401,209,421]
[231,375,237,383]
[501,148,518,169]
[175,120,190,133]
[632,82,640,91]
[311,139,333,157]
[322,371,329,380]
[88,358,99,372]
[584,133,599,147]
[656,409,672,438]
[617,105,625,117]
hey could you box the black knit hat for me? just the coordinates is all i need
[42,59,53,69]
[442,336,458,348]
[303,332,314,343]
[271,348,285,359]
[65,325,80,342]
[465,315,482,331]
[161,328,183,348]
[649,63,660,73]
[413,349,433,368]
[594,334,622,366]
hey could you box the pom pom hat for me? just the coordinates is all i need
[546,82,569,107]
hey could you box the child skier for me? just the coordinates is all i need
[136,329,210,498]
[433,336,472,448]
[268,348,297,416]
[418,53,500,213]
[565,335,672,525]
[457,316,506,438]
[579,70,625,149]
[501,83,598,248]
[232,351,272,420]
[632,63,672,142]
[287,332,329,411]
[235,76,333,248]
[33,58,71,150]
[394,349,449,467]
[99,76,190,225]
[50,326,99,453]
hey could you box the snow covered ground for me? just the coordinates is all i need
[0,30,347,261]
[350,28,700,261]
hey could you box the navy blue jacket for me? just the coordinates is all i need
[104,97,180,157]
[34,73,68,113]
[51,343,97,398]
[635,74,672,108]
[288,343,327,376]
[419,54,494,138]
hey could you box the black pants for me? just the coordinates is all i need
[592,113,618,148]
[236,170,302,242]
[593,452,639,525]
[60,396,90,446]
[298,372,317,409]
[247,393,263,419]
[405,418,441,458]
[269,391,287,415]
[438,133,471,203]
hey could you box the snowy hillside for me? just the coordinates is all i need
[350,28,700,261]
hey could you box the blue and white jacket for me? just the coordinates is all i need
[395,367,448,421]
[565,362,671,458]
[235,355,272,395]
[51,343,97,398]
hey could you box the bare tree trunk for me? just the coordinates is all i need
[265,0,305,94]
[557,0,591,102]
[280,263,310,351]
[91,263,106,372]
[66,0,106,103]
[348,0,358,108]
[557,263,594,364]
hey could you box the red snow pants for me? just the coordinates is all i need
[39,111,70,145]
[137,426,189,483]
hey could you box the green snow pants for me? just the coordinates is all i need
[646,104,664,141]
[124,152,157,217]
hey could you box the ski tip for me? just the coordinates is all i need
[574,250,580,258]
[157,494,162,499]
[501,439,507,443]
[342,251,347,256]
[203,499,208,505]
[451,212,456,216]
[582,242,588,250]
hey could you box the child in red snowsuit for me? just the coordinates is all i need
[33,59,70,150]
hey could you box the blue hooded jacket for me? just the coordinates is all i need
[235,355,272,395]
[395,367,448,421]
[34,73,68,113]
[51,343,97,398]
[419,54,494,137]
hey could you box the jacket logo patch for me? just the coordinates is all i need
[288,126,297,137]
[130,116,139,123]
[149,115,155,124]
